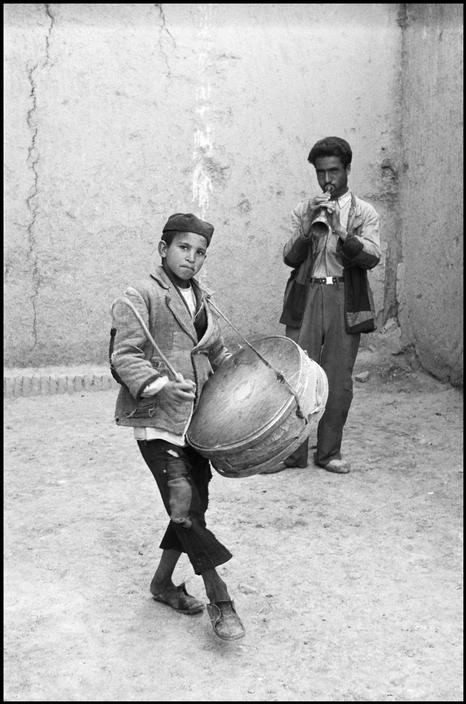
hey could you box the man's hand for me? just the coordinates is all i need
[305,193,332,220]
[325,199,345,237]
[317,197,347,240]
[302,193,333,236]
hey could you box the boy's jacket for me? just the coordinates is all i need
[110,266,230,436]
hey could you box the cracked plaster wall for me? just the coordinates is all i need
[398,4,463,386]
[4,3,402,366]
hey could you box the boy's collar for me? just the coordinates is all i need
[161,261,191,289]
[150,265,170,289]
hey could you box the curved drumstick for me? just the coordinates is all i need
[111,296,180,380]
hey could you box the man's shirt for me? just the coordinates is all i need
[312,190,352,278]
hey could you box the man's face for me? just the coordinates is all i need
[314,155,350,198]
[159,231,207,283]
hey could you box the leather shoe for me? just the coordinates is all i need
[151,582,204,615]
[206,600,245,641]
[321,459,351,474]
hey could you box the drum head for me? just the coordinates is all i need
[187,335,303,450]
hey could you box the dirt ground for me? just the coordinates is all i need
[3,340,463,702]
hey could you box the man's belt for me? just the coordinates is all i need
[310,276,344,285]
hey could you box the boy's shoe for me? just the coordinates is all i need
[151,582,204,615]
[206,600,245,641]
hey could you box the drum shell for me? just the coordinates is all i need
[187,336,328,478]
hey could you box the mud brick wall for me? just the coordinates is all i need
[397,4,463,385]
[4,4,463,385]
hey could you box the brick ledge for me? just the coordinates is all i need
[4,365,118,397]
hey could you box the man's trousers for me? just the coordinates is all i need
[286,280,360,467]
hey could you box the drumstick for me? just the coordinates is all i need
[111,296,180,380]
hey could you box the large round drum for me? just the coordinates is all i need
[187,335,328,478]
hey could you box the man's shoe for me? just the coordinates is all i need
[321,459,351,474]
[151,582,204,615]
[206,600,245,641]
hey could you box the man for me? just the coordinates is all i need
[279,136,381,474]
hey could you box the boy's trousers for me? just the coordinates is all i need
[286,280,360,467]
[137,439,232,575]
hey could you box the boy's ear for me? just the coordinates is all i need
[158,240,167,258]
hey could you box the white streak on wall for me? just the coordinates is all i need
[192,5,213,221]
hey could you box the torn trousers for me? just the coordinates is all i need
[137,439,232,575]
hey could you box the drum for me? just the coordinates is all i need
[187,335,328,478]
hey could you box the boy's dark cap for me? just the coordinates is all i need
[162,212,214,244]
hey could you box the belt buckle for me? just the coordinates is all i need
[325,276,334,285]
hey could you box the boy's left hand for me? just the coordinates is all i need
[158,376,196,408]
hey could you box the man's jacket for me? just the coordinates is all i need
[279,192,381,334]
[110,266,230,435]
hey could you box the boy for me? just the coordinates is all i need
[110,212,245,641]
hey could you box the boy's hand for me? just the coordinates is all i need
[158,375,196,406]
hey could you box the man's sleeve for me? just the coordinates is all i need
[338,205,381,270]
[283,201,312,268]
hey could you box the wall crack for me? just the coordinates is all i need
[44,4,56,66]
[24,4,55,349]
[154,4,176,79]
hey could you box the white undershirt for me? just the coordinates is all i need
[178,285,197,317]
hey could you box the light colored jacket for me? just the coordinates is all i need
[111,265,230,435]
[280,192,381,333]
[283,192,381,274]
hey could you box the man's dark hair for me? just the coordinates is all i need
[307,136,352,168]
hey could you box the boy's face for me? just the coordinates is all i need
[158,231,208,284]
